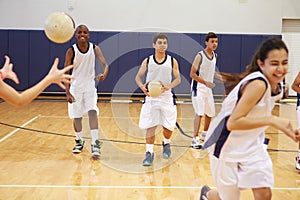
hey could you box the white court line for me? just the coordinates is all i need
[0,185,299,190]
[0,115,40,143]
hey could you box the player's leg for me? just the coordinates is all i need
[161,101,177,158]
[143,126,156,166]
[72,117,85,153]
[296,106,300,170]
[191,95,204,148]
[252,188,272,200]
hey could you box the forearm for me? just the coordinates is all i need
[167,76,181,89]
[227,116,272,131]
[1,77,52,107]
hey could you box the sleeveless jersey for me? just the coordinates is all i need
[208,71,281,162]
[70,42,96,92]
[191,50,216,95]
[146,54,173,96]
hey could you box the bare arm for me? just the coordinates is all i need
[189,54,214,88]
[163,58,181,91]
[94,45,109,82]
[292,72,300,94]
[227,79,299,142]
[0,58,74,107]
[135,58,148,95]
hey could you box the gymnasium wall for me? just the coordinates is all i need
[0,0,299,95]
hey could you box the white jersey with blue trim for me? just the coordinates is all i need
[146,54,173,97]
[208,71,279,162]
[190,50,216,94]
[70,42,96,92]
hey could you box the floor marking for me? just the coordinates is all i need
[0,184,299,190]
[0,115,40,143]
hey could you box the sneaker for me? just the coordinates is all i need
[191,137,202,149]
[296,156,300,170]
[72,139,85,153]
[199,185,211,200]
[91,140,102,159]
[162,142,171,158]
[143,151,154,166]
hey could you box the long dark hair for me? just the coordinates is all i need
[220,37,288,94]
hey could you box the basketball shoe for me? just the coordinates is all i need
[296,156,300,170]
[163,142,171,158]
[72,139,85,153]
[191,136,201,149]
[143,151,154,166]
[199,185,211,200]
[91,140,102,159]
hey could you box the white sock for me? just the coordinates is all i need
[90,129,99,145]
[163,138,171,144]
[146,144,154,154]
[75,131,83,140]
[201,131,207,138]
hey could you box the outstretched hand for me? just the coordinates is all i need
[1,55,19,84]
[47,58,75,90]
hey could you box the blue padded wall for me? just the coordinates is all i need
[0,29,280,95]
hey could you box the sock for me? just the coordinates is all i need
[90,129,99,145]
[146,144,154,154]
[163,137,170,144]
[201,131,207,138]
[75,131,83,140]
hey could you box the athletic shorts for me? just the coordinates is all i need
[209,154,274,200]
[139,98,177,131]
[191,86,215,117]
[68,89,99,119]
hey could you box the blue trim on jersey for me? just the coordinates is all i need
[297,93,300,108]
[191,71,200,96]
[237,77,268,102]
[213,116,230,158]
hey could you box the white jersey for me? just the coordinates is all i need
[191,50,216,94]
[207,71,281,162]
[145,54,173,98]
[70,42,96,92]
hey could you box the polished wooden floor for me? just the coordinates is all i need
[0,98,299,200]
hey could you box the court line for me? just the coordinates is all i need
[0,185,299,190]
[0,115,40,143]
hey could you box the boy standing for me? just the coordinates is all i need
[135,33,181,166]
[190,32,218,148]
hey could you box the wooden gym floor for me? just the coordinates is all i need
[0,97,299,200]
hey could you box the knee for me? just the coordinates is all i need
[253,188,272,200]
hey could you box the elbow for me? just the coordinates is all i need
[226,119,234,131]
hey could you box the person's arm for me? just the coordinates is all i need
[0,55,19,83]
[94,45,109,82]
[64,47,75,103]
[135,58,148,95]
[0,58,74,107]
[163,58,181,91]
[189,54,214,88]
[227,79,298,142]
[292,72,300,94]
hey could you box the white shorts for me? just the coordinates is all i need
[191,86,215,117]
[68,89,99,119]
[139,98,177,131]
[209,155,274,200]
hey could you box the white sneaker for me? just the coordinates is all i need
[191,137,201,149]
[296,156,300,170]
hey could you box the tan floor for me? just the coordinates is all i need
[0,100,299,200]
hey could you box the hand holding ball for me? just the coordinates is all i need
[44,12,75,44]
[148,81,163,97]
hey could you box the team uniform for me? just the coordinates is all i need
[68,42,99,119]
[139,54,177,131]
[205,71,281,200]
[191,50,216,118]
